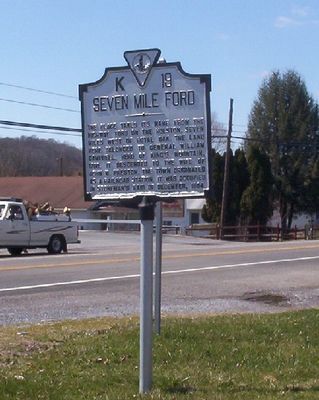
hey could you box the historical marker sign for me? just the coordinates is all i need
[79,48,211,200]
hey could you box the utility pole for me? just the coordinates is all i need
[220,98,233,239]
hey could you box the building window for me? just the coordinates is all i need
[190,212,199,225]
[163,220,172,226]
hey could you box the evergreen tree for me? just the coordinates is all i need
[227,148,250,225]
[304,158,319,214]
[240,146,273,225]
[202,148,249,225]
[246,70,319,230]
[202,149,224,223]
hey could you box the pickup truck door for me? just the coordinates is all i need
[1,204,30,246]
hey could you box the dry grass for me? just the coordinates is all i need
[0,310,318,399]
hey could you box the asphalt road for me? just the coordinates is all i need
[0,231,319,325]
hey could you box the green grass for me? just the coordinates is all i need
[0,310,318,399]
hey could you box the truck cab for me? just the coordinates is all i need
[0,201,30,247]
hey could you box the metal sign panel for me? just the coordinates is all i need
[79,48,211,200]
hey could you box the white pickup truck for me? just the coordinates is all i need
[0,198,79,256]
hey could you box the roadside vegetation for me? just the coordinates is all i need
[0,309,318,399]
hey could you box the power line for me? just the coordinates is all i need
[0,97,80,113]
[0,126,81,138]
[212,128,227,133]
[232,130,247,134]
[232,123,247,128]
[0,119,81,132]
[0,82,77,99]
[0,119,82,139]
[214,134,319,147]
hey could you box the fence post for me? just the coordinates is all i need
[311,223,314,240]
[276,224,280,241]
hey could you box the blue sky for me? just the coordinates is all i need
[0,0,318,148]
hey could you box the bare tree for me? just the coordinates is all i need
[211,112,227,153]
[0,136,83,177]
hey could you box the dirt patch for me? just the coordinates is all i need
[242,292,289,306]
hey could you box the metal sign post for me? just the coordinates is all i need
[79,48,211,394]
[139,197,155,393]
[154,201,163,334]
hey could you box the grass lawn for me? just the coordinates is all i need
[0,309,318,399]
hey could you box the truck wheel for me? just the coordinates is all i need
[7,247,23,256]
[47,235,64,254]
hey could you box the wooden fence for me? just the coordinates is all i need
[185,223,318,241]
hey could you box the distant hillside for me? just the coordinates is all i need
[0,136,83,176]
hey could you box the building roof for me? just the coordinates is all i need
[0,176,90,209]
